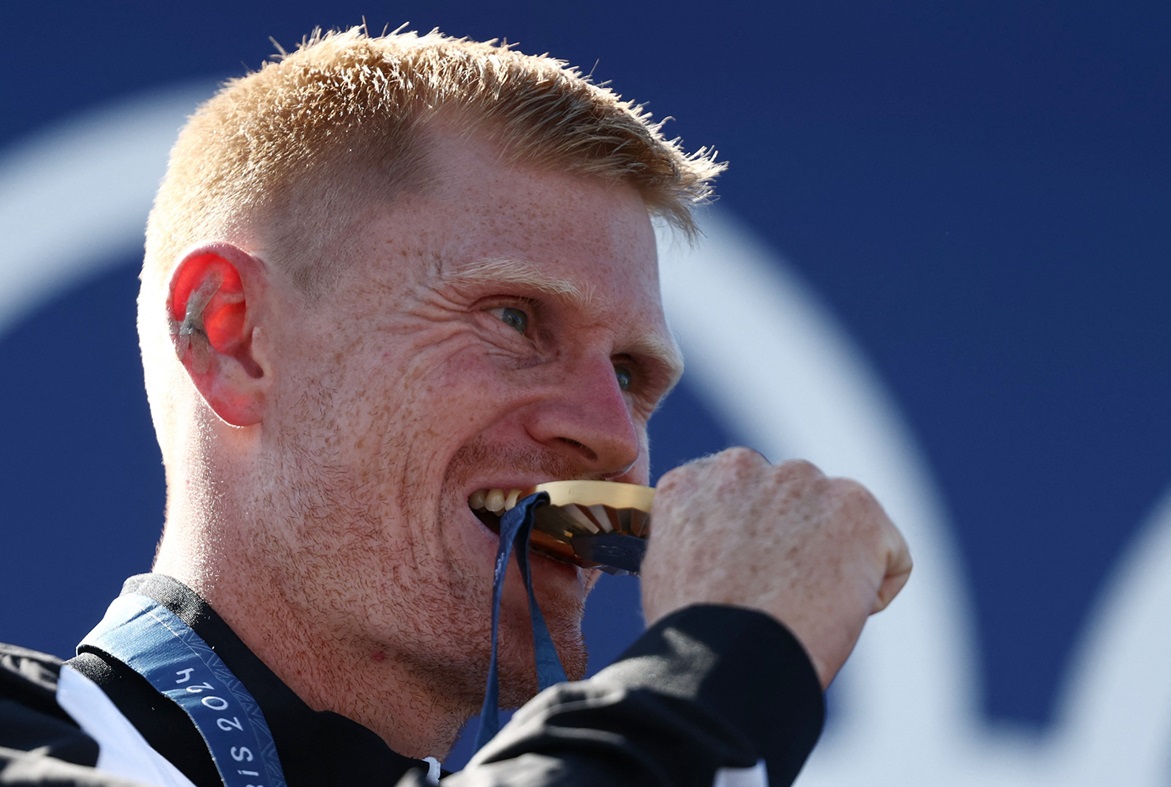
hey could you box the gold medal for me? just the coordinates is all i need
[528,481,653,574]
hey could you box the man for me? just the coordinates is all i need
[0,27,911,786]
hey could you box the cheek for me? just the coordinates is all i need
[410,350,530,422]
[631,459,651,486]
[631,432,652,483]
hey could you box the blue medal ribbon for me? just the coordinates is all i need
[474,491,569,750]
[80,593,286,787]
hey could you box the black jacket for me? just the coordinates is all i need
[0,574,823,786]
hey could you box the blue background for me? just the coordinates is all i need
[2,0,1169,775]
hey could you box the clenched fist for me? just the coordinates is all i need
[640,449,912,688]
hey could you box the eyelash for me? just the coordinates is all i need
[613,360,635,392]
[496,305,529,335]
[484,297,540,340]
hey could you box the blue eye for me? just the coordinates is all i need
[497,306,529,335]
[615,365,633,391]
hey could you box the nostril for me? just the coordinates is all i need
[557,437,598,462]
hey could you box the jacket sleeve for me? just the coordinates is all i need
[427,604,825,787]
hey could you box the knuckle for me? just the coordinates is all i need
[829,476,871,502]
[829,476,882,514]
[776,458,823,480]
[720,446,767,469]
[654,467,689,499]
[669,451,721,477]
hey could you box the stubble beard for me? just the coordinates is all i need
[261,418,594,716]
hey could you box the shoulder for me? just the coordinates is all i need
[0,642,111,784]
[0,642,74,727]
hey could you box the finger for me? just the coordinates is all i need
[872,530,913,613]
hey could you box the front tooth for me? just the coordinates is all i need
[485,489,506,513]
[469,490,486,509]
[504,489,520,510]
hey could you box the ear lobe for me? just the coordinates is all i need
[168,249,267,426]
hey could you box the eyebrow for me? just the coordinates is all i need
[447,256,685,382]
[446,258,594,310]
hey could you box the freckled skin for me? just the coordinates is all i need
[205,126,680,757]
[156,119,913,762]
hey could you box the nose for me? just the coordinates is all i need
[524,355,642,479]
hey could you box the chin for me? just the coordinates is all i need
[495,622,589,708]
[442,488,594,688]
[549,619,589,683]
[490,571,590,705]
[534,573,591,683]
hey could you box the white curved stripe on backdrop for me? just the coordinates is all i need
[0,85,212,336]
[659,216,1171,785]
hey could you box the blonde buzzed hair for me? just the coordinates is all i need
[142,25,725,294]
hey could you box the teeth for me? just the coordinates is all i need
[469,487,529,514]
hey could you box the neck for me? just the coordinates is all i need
[227,591,472,759]
[153,538,476,760]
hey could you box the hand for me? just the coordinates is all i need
[639,448,912,688]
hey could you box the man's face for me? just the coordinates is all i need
[258,127,681,708]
